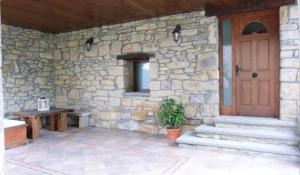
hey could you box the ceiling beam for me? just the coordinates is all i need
[205,0,296,17]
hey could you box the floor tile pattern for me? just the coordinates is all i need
[5,128,300,175]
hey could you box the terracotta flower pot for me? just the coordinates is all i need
[167,128,181,141]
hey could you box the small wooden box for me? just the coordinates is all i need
[4,119,28,149]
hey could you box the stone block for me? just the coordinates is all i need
[107,66,123,75]
[102,34,118,41]
[185,104,198,117]
[95,112,121,120]
[94,120,117,129]
[289,5,299,19]
[102,80,115,86]
[280,100,298,115]
[40,52,52,59]
[280,69,298,81]
[99,45,110,56]
[66,40,79,48]
[159,38,177,48]
[280,83,300,100]
[281,31,300,40]
[111,41,122,55]
[199,16,216,25]
[68,111,91,128]
[203,116,214,125]
[172,80,183,90]
[139,124,158,133]
[151,90,174,97]
[280,6,288,25]
[132,110,148,121]
[119,34,128,40]
[183,80,218,92]
[191,72,209,81]
[117,119,139,130]
[154,32,167,39]
[280,59,300,68]
[143,42,158,52]
[136,24,157,31]
[68,89,80,100]
[181,29,198,36]
[122,43,141,53]
[131,33,145,42]
[142,102,160,111]
[161,81,171,90]
[109,97,121,106]
[87,86,97,92]
[197,52,218,71]
[122,98,132,106]
[170,74,189,80]
[150,81,160,90]
[34,77,47,85]
[167,61,190,69]
[159,127,167,135]
[208,23,217,44]
[150,63,158,79]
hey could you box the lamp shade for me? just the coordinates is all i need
[172,24,181,43]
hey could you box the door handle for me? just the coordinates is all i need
[252,72,258,78]
[235,65,241,76]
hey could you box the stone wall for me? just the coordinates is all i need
[1,25,55,116]
[53,12,219,133]
[279,5,300,122]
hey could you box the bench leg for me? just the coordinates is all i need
[48,114,56,131]
[31,117,41,139]
[57,112,67,132]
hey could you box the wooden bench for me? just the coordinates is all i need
[13,108,73,139]
[68,111,91,128]
[4,119,28,149]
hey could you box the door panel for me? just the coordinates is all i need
[257,39,269,71]
[241,41,252,71]
[258,80,269,106]
[241,80,251,105]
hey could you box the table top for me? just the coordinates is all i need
[13,107,74,117]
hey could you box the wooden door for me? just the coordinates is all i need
[235,11,279,117]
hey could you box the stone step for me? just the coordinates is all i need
[195,125,300,146]
[214,116,298,131]
[177,131,300,158]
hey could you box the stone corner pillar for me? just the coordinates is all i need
[0,3,4,175]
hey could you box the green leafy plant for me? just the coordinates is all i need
[159,98,185,129]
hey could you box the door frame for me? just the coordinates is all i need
[218,9,280,117]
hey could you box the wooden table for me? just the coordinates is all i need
[13,108,73,139]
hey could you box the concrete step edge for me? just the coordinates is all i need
[195,125,300,141]
[176,131,300,156]
[214,116,297,128]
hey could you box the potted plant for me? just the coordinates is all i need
[159,98,185,141]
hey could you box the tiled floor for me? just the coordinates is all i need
[5,128,300,175]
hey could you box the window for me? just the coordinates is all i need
[117,53,153,94]
[222,20,233,106]
[133,61,150,92]
[242,22,267,35]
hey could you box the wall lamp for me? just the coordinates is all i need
[172,24,181,43]
[85,37,94,51]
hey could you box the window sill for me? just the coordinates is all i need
[123,92,150,97]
